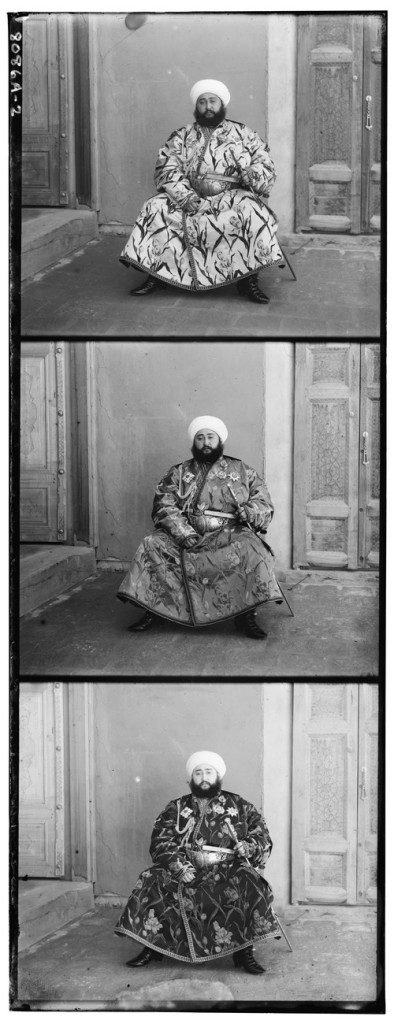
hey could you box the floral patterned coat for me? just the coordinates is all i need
[119,120,282,290]
[115,790,280,963]
[117,455,282,626]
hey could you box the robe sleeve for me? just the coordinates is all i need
[152,464,198,543]
[149,800,192,876]
[241,801,273,870]
[154,128,201,211]
[236,126,276,198]
[242,466,274,532]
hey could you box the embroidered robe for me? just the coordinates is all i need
[120,120,282,290]
[117,455,282,626]
[115,790,279,963]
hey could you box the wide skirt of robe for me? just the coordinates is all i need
[115,860,280,963]
[120,190,282,291]
[117,525,282,626]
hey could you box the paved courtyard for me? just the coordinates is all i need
[15,904,379,1009]
[19,569,379,678]
[21,233,380,337]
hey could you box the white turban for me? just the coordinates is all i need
[186,751,226,782]
[188,416,228,445]
[190,79,230,108]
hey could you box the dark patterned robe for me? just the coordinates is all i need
[117,455,282,626]
[115,790,279,963]
[119,120,281,290]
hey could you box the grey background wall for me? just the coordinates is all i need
[92,682,291,908]
[95,13,296,231]
[94,341,279,564]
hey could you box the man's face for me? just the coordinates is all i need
[191,765,220,797]
[193,430,220,455]
[194,94,226,128]
[195,93,222,117]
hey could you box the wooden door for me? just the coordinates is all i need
[358,344,380,568]
[293,343,360,569]
[22,14,69,206]
[292,683,359,904]
[296,14,383,233]
[19,683,65,877]
[356,685,378,903]
[361,16,382,232]
[292,683,378,905]
[293,343,380,570]
[20,342,67,542]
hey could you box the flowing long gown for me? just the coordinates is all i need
[117,455,282,626]
[115,790,280,963]
[120,119,282,290]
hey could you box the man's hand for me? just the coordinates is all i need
[180,865,196,883]
[182,534,199,549]
[236,506,248,523]
[234,839,249,859]
[183,193,201,215]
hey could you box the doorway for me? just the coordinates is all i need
[291,683,378,905]
[19,683,67,878]
[296,14,383,233]
[20,342,70,543]
[293,342,380,570]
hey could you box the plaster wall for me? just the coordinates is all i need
[94,341,292,566]
[94,13,296,230]
[267,17,297,235]
[92,682,291,902]
[262,684,293,909]
[265,344,294,567]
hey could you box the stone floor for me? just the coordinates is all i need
[20,233,380,337]
[19,569,379,678]
[15,904,379,1009]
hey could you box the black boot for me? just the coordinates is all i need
[128,612,154,632]
[130,275,158,295]
[237,274,269,304]
[126,947,164,967]
[235,609,267,640]
[131,275,168,295]
[233,946,265,974]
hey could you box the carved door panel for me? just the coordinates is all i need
[293,343,380,569]
[292,683,378,905]
[358,344,380,568]
[356,685,378,903]
[19,683,65,877]
[361,16,382,232]
[22,14,68,205]
[296,14,383,233]
[292,684,359,904]
[293,343,360,569]
[20,342,67,542]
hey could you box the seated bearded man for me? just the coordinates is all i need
[117,415,282,640]
[115,751,280,973]
[120,78,282,304]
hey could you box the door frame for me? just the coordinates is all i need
[19,683,96,883]
[291,683,379,906]
[295,13,381,234]
[20,341,74,544]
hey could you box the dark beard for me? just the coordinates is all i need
[192,441,224,464]
[190,779,222,799]
[194,103,226,129]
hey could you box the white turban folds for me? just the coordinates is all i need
[188,416,228,445]
[190,79,231,108]
[186,751,227,782]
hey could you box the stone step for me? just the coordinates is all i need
[20,544,96,616]
[18,880,94,953]
[22,208,99,282]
